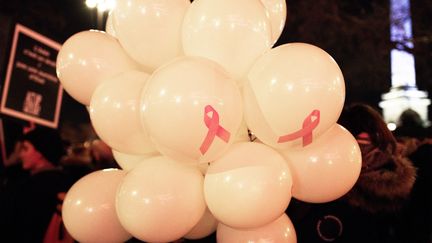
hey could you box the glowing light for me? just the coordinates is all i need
[380,0,430,126]
[387,122,397,131]
[85,0,116,12]
[102,168,118,172]
[85,0,98,8]
[389,0,415,87]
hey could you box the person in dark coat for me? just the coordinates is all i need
[392,108,432,243]
[394,108,431,140]
[399,141,432,243]
[0,126,74,243]
[287,103,417,243]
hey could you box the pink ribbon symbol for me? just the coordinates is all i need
[199,105,231,155]
[277,109,320,147]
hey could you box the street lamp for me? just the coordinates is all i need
[85,0,116,30]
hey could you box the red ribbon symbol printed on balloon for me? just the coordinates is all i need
[277,109,320,147]
[200,105,231,155]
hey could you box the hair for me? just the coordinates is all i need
[338,103,397,153]
[20,126,66,164]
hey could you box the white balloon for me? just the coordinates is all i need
[261,0,287,44]
[141,56,243,164]
[244,43,345,150]
[217,214,297,243]
[90,70,156,155]
[62,169,131,243]
[113,0,190,71]
[197,162,211,175]
[182,0,272,83]
[184,208,218,240]
[204,142,293,229]
[112,149,160,171]
[57,30,138,105]
[234,120,252,143]
[280,124,362,203]
[105,11,116,37]
[116,156,206,242]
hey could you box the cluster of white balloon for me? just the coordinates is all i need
[56,0,362,242]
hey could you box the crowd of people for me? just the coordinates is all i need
[0,103,430,243]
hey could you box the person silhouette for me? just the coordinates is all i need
[394,108,430,140]
[0,126,74,242]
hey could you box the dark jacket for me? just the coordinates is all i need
[0,168,73,243]
[398,143,432,243]
[287,138,417,243]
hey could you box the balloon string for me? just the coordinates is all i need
[277,109,320,146]
[200,105,230,155]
